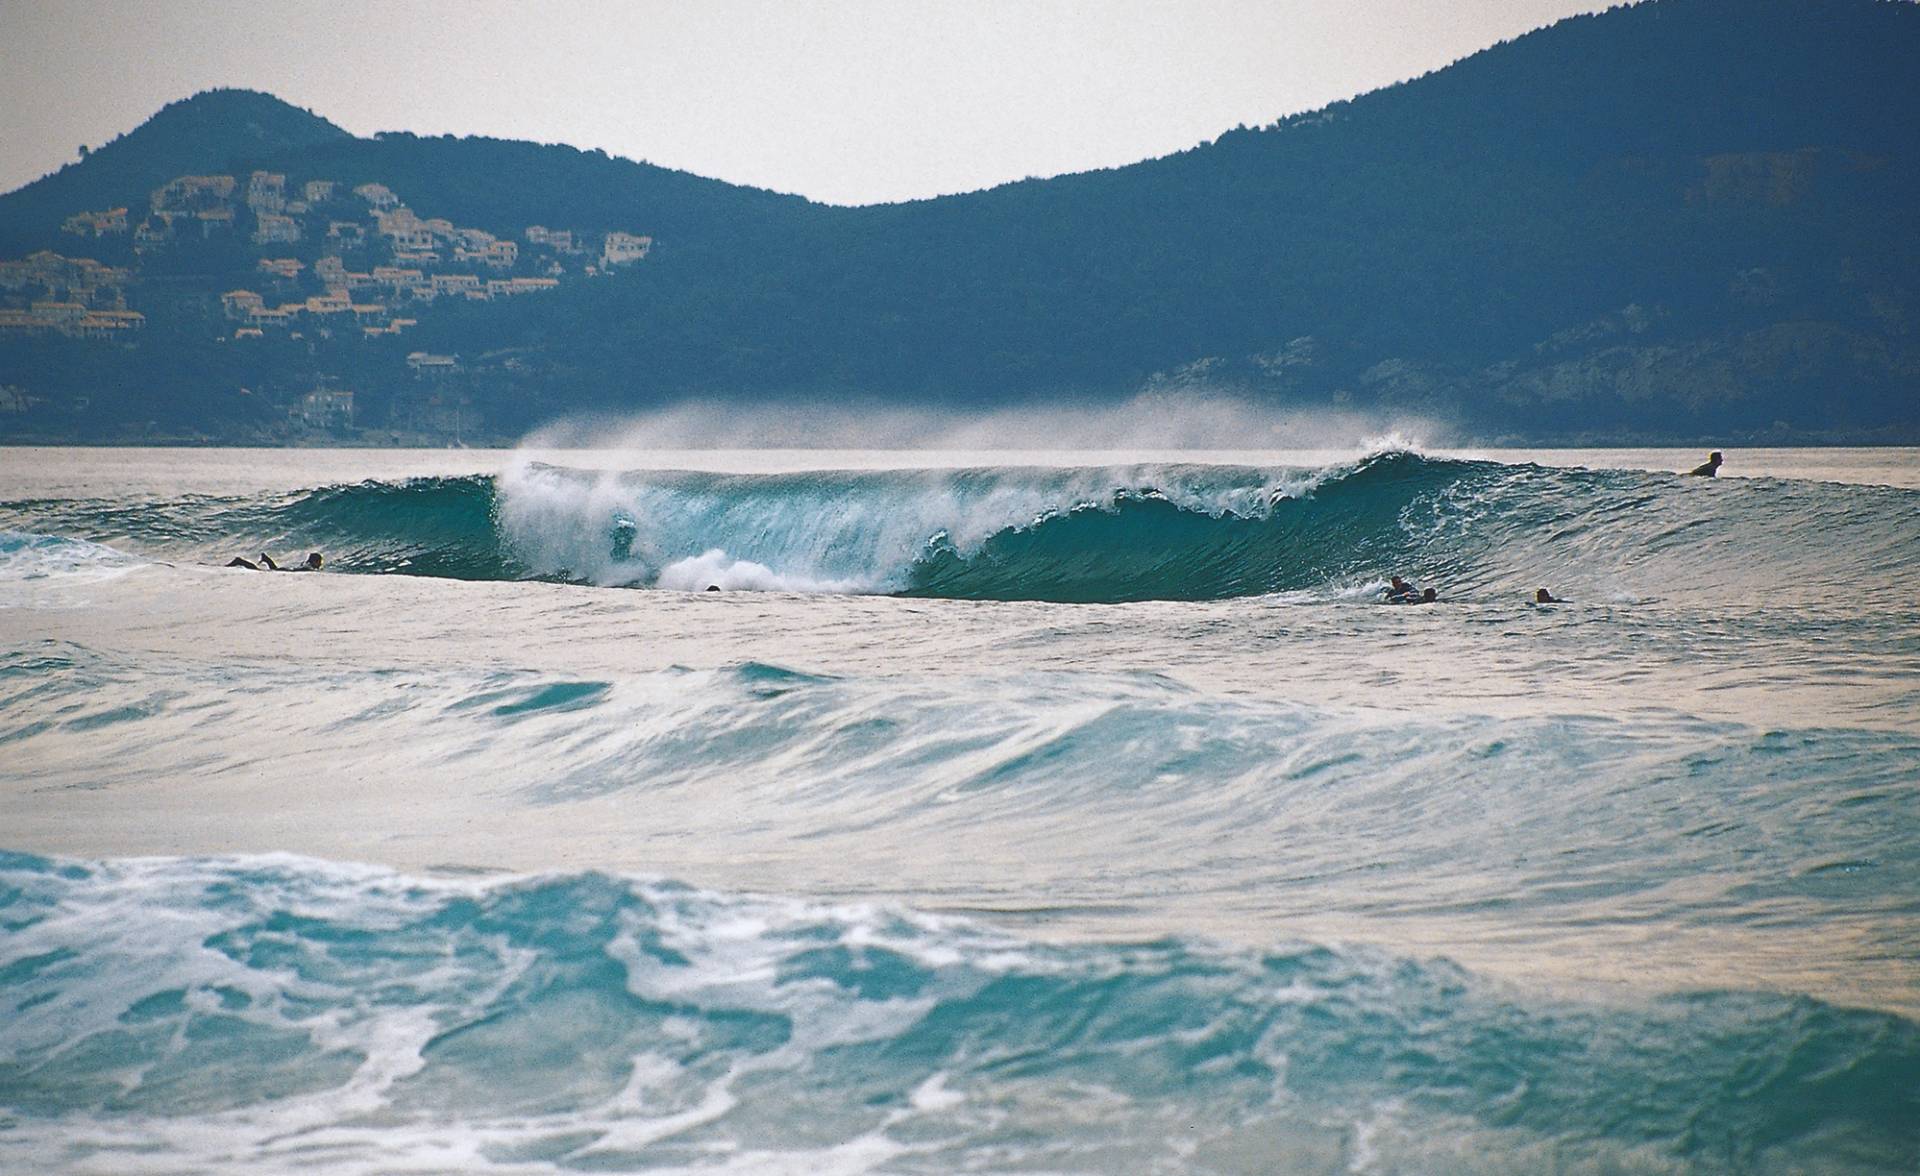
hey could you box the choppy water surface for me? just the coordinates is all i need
[2,445,1917,1173]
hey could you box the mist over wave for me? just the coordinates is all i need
[514,392,1446,453]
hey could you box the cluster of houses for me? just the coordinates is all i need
[0,251,145,339]
[30,169,654,344]
[222,258,566,339]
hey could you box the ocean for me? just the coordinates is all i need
[1,443,1916,1174]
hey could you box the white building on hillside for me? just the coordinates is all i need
[602,232,652,266]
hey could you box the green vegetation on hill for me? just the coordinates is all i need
[1,0,1916,444]
[0,90,349,258]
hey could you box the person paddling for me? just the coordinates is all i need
[1688,451,1723,477]
[227,552,324,571]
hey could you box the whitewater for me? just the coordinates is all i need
[2,444,1917,1174]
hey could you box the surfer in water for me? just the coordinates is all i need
[227,552,324,571]
[1536,588,1563,603]
[1382,577,1437,604]
[1688,451,1723,477]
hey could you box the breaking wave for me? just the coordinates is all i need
[3,451,1916,603]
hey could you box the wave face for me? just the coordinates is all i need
[3,452,1918,603]
[0,474,522,582]
[2,852,1915,1175]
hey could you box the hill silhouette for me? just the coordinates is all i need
[2,0,1916,443]
[0,89,350,256]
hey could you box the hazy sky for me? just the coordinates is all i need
[0,1,1610,205]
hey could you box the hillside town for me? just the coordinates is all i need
[2,170,652,344]
[0,251,143,339]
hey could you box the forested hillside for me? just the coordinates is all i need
[2,0,1916,444]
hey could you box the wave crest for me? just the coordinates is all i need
[4,451,1917,603]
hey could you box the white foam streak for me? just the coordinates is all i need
[657,548,876,594]
[0,530,145,608]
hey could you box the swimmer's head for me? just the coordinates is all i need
[1421,588,1437,603]
[1536,588,1552,603]
[306,552,324,569]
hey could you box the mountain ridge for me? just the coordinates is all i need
[0,90,351,254]
[2,0,1916,444]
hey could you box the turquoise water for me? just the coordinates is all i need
[1,446,1917,1172]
